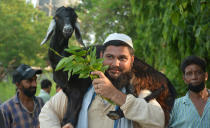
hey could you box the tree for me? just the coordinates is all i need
[77,0,137,45]
[0,0,51,70]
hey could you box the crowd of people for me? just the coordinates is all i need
[0,33,209,128]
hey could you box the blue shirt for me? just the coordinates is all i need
[169,91,210,128]
[0,92,44,128]
[38,89,51,103]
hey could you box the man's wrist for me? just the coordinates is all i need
[111,90,127,106]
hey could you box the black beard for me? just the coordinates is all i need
[188,82,205,93]
[105,70,132,90]
[21,86,36,97]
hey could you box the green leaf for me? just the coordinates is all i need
[195,27,201,37]
[101,65,109,72]
[68,70,72,80]
[72,64,83,75]
[55,57,68,71]
[66,46,82,51]
[171,12,179,26]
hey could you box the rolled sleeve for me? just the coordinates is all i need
[120,92,165,128]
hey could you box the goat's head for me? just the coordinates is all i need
[41,6,84,46]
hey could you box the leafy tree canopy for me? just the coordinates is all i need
[77,0,209,96]
[0,0,51,69]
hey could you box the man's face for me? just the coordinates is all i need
[102,45,134,79]
[18,76,38,97]
[183,64,208,86]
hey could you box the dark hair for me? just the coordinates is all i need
[41,79,52,89]
[56,84,60,89]
[180,55,206,73]
[102,40,134,56]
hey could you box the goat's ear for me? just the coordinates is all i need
[75,21,85,47]
[40,19,56,45]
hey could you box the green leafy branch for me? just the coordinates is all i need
[55,45,109,80]
[55,46,116,105]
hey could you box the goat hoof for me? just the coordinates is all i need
[107,111,123,120]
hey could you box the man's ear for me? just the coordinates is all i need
[182,75,188,84]
[131,55,134,64]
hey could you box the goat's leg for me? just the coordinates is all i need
[61,88,84,127]
[107,84,137,120]
[107,108,124,120]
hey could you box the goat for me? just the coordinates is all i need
[41,6,176,127]
[41,6,91,126]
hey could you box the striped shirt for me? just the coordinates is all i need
[168,91,210,128]
[0,92,44,128]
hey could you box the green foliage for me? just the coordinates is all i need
[77,0,209,96]
[0,78,16,102]
[0,0,51,69]
[77,0,137,45]
[55,46,108,80]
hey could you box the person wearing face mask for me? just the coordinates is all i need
[0,64,44,128]
[168,56,210,128]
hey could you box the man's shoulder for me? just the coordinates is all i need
[34,96,44,107]
[0,96,16,111]
[173,94,188,107]
[175,95,186,101]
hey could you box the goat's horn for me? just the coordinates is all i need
[40,19,56,46]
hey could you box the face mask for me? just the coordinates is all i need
[21,86,36,97]
[188,82,205,93]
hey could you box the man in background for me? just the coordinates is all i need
[38,79,52,103]
[169,56,210,128]
[0,64,44,128]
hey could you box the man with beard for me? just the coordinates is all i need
[169,56,210,128]
[39,33,165,128]
[0,64,44,128]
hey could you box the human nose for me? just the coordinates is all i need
[191,72,198,79]
[111,59,120,67]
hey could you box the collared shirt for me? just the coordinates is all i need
[38,89,51,103]
[0,92,44,128]
[169,91,210,128]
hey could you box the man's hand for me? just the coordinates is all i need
[62,123,74,128]
[91,71,127,106]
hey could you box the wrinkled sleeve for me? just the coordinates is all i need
[120,90,165,128]
[39,90,68,128]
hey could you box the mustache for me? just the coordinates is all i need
[108,66,122,72]
[29,87,36,91]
